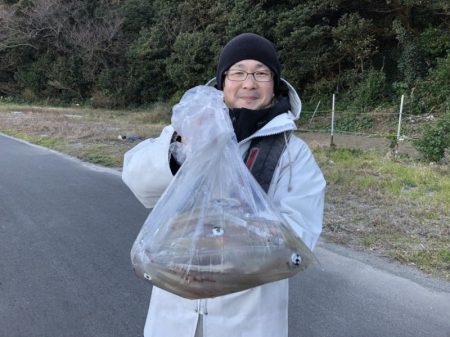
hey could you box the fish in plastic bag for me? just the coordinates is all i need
[130,85,315,299]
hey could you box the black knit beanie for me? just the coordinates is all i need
[215,33,281,91]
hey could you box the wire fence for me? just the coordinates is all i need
[297,94,430,143]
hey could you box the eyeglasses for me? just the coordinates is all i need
[225,70,273,82]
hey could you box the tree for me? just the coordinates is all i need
[0,0,449,110]
[0,0,124,99]
[332,13,378,72]
[166,31,220,90]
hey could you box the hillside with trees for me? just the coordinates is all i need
[0,0,449,114]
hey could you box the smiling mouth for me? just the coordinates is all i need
[239,96,259,101]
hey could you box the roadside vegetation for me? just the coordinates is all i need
[315,148,449,281]
[0,104,448,281]
[0,103,171,167]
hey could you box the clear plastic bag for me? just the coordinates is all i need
[130,85,315,299]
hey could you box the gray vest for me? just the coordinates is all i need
[244,132,291,193]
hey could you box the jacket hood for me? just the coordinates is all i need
[205,78,302,120]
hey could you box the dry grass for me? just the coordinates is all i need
[313,148,450,281]
[0,105,169,167]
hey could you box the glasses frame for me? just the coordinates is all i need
[225,70,273,82]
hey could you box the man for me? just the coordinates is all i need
[122,32,326,337]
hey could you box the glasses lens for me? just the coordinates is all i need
[226,71,272,82]
[227,71,246,81]
[254,72,272,82]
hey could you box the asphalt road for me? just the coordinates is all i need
[1,134,449,337]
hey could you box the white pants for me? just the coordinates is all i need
[194,315,203,337]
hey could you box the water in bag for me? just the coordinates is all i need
[130,86,315,299]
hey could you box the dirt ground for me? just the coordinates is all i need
[297,131,419,158]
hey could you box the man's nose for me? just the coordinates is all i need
[242,73,257,87]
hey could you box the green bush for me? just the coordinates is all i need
[15,55,52,96]
[393,19,426,87]
[90,91,121,109]
[421,55,450,110]
[125,26,175,104]
[414,112,450,162]
[335,113,374,132]
[418,27,450,61]
[166,31,219,90]
[351,69,386,110]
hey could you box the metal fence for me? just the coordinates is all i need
[297,94,432,147]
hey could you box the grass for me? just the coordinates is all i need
[316,148,449,201]
[0,104,170,167]
[2,128,64,149]
[314,147,449,280]
[78,144,124,167]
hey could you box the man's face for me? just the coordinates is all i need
[223,59,275,110]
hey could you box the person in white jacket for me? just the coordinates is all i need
[122,33,326,337]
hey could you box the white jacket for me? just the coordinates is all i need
[122,79,326,337]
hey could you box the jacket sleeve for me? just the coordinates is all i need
[269,136,326,251]
[122,125,175,208]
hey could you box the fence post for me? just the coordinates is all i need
[308,100,321,126]
[330,94,335,147]
[396,95,404,154]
